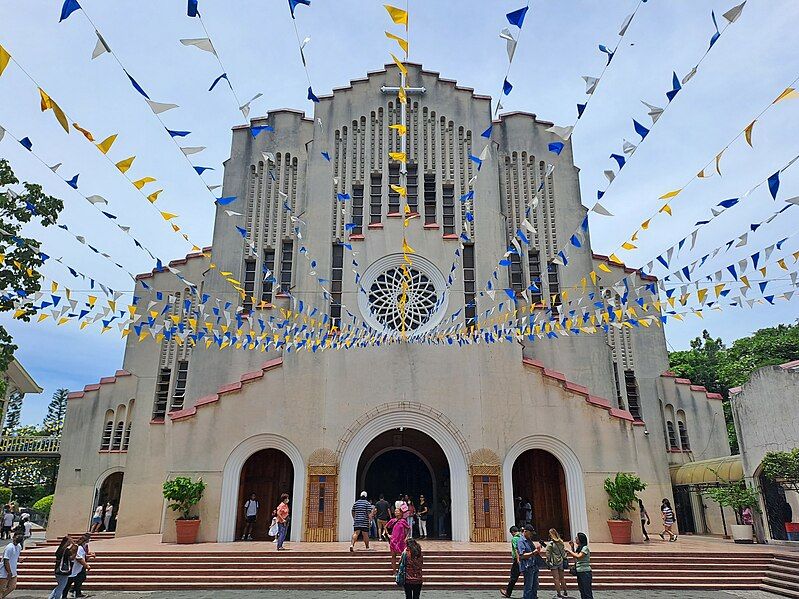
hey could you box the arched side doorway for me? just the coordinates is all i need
[512,449,570,538]
[92,469,123,532]
[236,449,294,540]
[357,429,451,539]
[503,436,588,540]
[218,434,306,543]
[338,407,470,542]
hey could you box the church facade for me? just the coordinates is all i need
[50,64,732,543]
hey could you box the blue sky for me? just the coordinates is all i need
[1,0,798,424]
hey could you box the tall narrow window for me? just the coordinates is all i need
[508,253,524,294]
[442,184,455,235]
[122,422,132,451]
[100,421,113,450]
[261,249,275,304]
[678,422,690,450]
[111,421,124,450]
[624,370,642,420]
[351,184,364,235]
[463,244,476,327]
[407,163,418,213]
[527,250,543,304]
[388,163,401,214]
[279,240,294,295]
[330,244,344,328]
[547,260,561,315]
[152,367,171,421]
[369,173,382,225]
[612,363,623,407]
[666,421,679,450]
[170,360,189,412]
[424,174,436,224]
[242,258,256,311]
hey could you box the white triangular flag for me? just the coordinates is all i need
[49,162,62,172]
[546,124,573,141]
[180,38,217,56]
[641,100,664,123]
[479,144,490,161]
[225,210,242,217]
[91,30,111,59]
[262,152,276,163]
[146,99,178,114]
[207,185,221,191]
[786,196,799,206]
[582,76,599,94]
[592,203,613,216]
[619,13,634,36]
[0,125,4,142]
[690,230,699,250]
[764,245,775,260]
[681,67,698,85]
[736,233,748,247]
[622,139,637,155]
[604,170,615,183]
[301,36,311,50]
[499,28,517,62]
[239,93,263,120]
[181,146,206,155]
[722,1,746,23]
[711,207,724,217]
[86,195,108,205]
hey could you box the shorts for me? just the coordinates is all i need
[91,517,102,524]
[246,515,257,523]
[378,519,388,526]
[353,527,369,533]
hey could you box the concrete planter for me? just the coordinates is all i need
[731,524,754,544]
[175,518,201,544]
[607,519,633,544]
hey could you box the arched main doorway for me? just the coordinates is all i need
[235,448,294,540]
[511,449,571,538]
[93,471,123,532]
[357,428,451,538]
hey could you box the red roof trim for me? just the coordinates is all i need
[522,358,636,424]
[135,246,212,281]
[661,372,724,401]
[67,370,132,400]
[169,358,283,422]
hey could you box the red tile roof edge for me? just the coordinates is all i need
[522,358,635,424]
[135,246,213,281]
[660,371,724,401]
[67,370,132,400]
[591,253,658,282]
[169,358,283,422]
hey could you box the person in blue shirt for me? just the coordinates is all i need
[516,524,543,599]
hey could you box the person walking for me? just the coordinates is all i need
[546,528,569,598]
[90,505,103,533]
[406,499,416,539]
[522,499,533,530]
[402,537,424,599]
[0,533,23,599]
[387,507,411,574]
[274,494,290,551]
[375,494,391,541]
[417,495,429,539]
[103,503,113,532]
[516,524,541,599]
[350,491,374,552]
[241,493,259,541]
[638,499,651,541]
[49,536,74,599]
[565,532,593,599]
[659,498,677,541]
[499,525,521,598]
[62,533,91,598]
[0,508,12,541]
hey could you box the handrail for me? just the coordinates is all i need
[0,436,61,455]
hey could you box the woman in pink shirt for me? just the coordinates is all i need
[387,507,411,574]
[275,493,290,550]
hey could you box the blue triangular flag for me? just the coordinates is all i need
[767,171,780,199]
[235,226,247,237]
[307,86,320,103]
[167,129,191,138]
[215,196,237,205]
[709,11,720,49]
[506,6,529,28]
[59,0,81,22]
[187,0,198,17]
[717,198,739,208]
[321,151,330,161]
[502,78,513,95]
[194,166,213,175]
[209,72,231,92]
[666,71,681,102]
[481,125,493,138]
[610,153,625,169]
[125,70,150,99]
[598,44,614,65]
[289,0,311,18]
[751,251,760,268]
[250,125,274,138]
[66,174,79,189]
[549,142,564,155]
[577,103,586,117]
[19,137,33,151]
[633,119,649,140]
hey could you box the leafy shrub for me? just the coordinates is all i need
[604,473,647,520]
[761,449,799,483]
[163,477,206,520]
[0,487,11,505]
[32,494,54,517]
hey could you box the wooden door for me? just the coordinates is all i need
[236,449,294,540]
[512,449,570,538]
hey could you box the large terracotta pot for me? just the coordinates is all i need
[607,519,633,544]
[175,518,201,544]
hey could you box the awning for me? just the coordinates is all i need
[671,455,744,487]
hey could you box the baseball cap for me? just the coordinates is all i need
[360,491,368,498]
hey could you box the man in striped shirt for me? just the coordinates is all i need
[350,491,375,552]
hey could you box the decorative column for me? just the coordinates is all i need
[470,448,505,542]
[305,449,338,542]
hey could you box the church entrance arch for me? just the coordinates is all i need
[92,469,123,532]
[235,449,294,541]
[357,429,451,538]
[337,404,470,541]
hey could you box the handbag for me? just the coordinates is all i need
[569,564,578,576]
[268,518,279,537]
[395,551,407,586]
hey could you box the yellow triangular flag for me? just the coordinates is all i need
[589,270,597,285]
[640,219,651,230]
[160,211,178,221]
[0,44,11,78]
[778,258,788,270]
[72,123,95,141]
[398,85,407,104]
[96,134,117,154]
[715,149,724,175]
[38,88,70,133]
[147,189,163,203]
[697,288,708,304]
[621,241,637,250]
[384,4,408,26]
[402,238,415,254]
[714,283,725,297]
[116,156,135,173]
[740,275,750,288]
[390,53,407,77]
[697,168,712,178]
[390,184,407,197]
[608,254,623,264]
[389,151,407,163]
[659,204,672,216]
[597,263,611,273]
[659,189,682,200]
[385,31,409,54]
[389,124,407,135]
[133,176,156,189]
[744,120,756,147]
[773,87,799,103]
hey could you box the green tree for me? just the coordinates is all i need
[0,158,64,397]
[42,388,69,435]
[3,391,22,434]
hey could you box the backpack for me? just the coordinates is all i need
[55,549,72,576]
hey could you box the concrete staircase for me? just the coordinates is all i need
[15,549,799,592]
[41,532,115,546]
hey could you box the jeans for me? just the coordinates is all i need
[418,518,427,537]
[522,567,538,599]
[403,582,422,599]
[49,575,70,599]
[576,570,594,599]
[505,560,520,596]
[276,522,288,549]
[62,569,86,597]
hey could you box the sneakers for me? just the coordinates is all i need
[499,590,510,598]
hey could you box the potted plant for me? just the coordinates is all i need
[163,476,206,544]
[702,482,760,543]
[604,472,647,544]
[760,448,799,539]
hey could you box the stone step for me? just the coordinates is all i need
[762,583,799,599]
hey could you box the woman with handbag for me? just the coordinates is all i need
[387,507,411,575]
[546,528,569,598]
[48,536,74,599]
[565,532,593,599]
[398,538,423,599]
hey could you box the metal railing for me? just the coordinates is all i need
[0,435,60,456]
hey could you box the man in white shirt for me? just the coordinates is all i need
[63,533,91,598]
[241,493,259,541]
[0,511,13,541]
[0,533,24,598]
